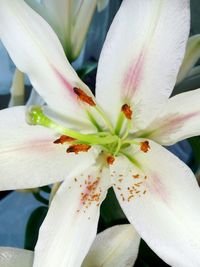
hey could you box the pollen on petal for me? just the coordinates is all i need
[121,104,132,120]
[54,135,76,144]
[107,155,115,165]
[73,87,96,106]
[140,141,150,153]
[66,144,91,154]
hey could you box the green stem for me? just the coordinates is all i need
[120,151,142,169]
[86,110,103,132]
[32,192,49,205]
[27,106,117,145]
[121,120,131,140]
[94,105,114,134]
[115,112,125,135]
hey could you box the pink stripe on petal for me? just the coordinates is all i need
[161,111,200,134]
[146,173,169,205]
[122,51,145,100]
[52,66,77,101]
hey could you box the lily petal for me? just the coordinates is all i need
[141,89,200,145]
[8,69,25,107]
[96,0,190,129]
[39,0,72,53]
[34,159,110,267]
[0,106,98,190]
[111,140,200,267]
[0,0,92,124]
[71,0,98,60]
[0,247,33,267]
[177,34,200,84]
[82,224,140,267]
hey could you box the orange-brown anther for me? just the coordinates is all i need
[67,144,91,154]
[107,156,115,165]
[140,141,150,153]
[54,135,76,144]
[121,104,132,120]
[73,87,96,106]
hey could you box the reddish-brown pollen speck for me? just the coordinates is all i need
[87,180,98,191]
[121,104,132,120]
[128,195,134,202]
[67,144,91,154]
[107,156,115,165]
[54,135,76,144]
[73,87,96,106]
[132,174,140,179]
[140,141,150,153]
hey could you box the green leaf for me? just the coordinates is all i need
[32,192,49,205]
[188,136,200,171]
[77,61,97,79]
[24,206,48,250]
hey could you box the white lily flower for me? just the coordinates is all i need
[177,34,200,84]
[0,247,33,267]
[0,225,140,267]
[0,0,200,267]
[8,69,25,107]
[26,0,109,61]
[82,224,140,267]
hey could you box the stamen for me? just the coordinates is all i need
[73,87,96,106]
[54,135,76,144]
[107,155,115,165]
[121,104,132,120]
[140,141,150,153]
[67,144,91,154]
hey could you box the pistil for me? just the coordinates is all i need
[27,106,118,145]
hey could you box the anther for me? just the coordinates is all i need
[54,135,76,144]
[121,104,132,120]
[66,144,91,154]
[107,155,115,165]
[73,87,96,106]
[140,141,150,153]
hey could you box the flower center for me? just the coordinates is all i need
[27,92,150,165]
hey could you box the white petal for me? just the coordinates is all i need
[38,0,72,53]
[8,69,25,107]
[0,0,93,124]
[111,140,200,267]
[177,34,200,84]
[0,106,98,190]
[26,88,45,106]
[0,247,33,267]
[96,0,190,129]
[71,0,98,60]
[34,159,110,267]
[82,224,140,267]
[141,89,200,145]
